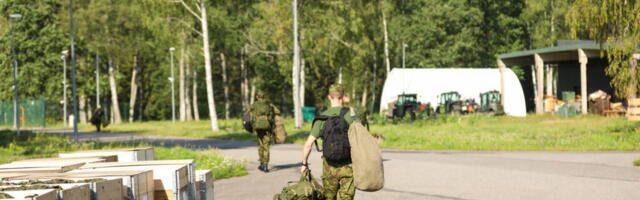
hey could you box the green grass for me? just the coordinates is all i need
[374,114,640,151]
[0,130,246,179]
[80,114,640,151]
[635,159,640,166]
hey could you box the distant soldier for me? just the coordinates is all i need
[249,91,280,172]
[301,84,359,200]
[90,106,105,132]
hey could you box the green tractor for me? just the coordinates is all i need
[479,90,504,114]
[392,93,419,121]
[438,92,462,114]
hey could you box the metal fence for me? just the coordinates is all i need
[0,97,46,128]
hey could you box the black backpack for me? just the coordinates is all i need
[312,108,351,163]
[242,112,253,133]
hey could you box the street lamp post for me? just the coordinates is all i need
[10,13,22,136]
[95,54,100,108]
[169,47,176,123]
[68,0,79,143]
[61,51,69,127]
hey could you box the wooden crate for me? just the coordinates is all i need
[80,162,190,200]
[11,156,116,165]
[59,148,154,162]
[627,98,640,121]
[18,170,154,200]
[195,170,214,200]
[154,185,192,200]
[0,162,85,173]
[2,178,123,200]
[0,189,57,200]
[64,170,154,200]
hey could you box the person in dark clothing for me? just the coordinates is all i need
[90,106,105,132]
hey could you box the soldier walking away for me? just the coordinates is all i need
[301,84,359,200]
[250,91,280,173]
[90,106,105,132]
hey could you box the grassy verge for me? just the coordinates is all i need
[635,159,640,166]
[374,114,640,151]
[44,114,640,151]
[0,130,246,179]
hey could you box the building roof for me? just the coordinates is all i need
[497,43,605,66]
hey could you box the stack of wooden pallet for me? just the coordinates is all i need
[0,147,215,200]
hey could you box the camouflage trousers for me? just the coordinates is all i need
[322,158,355,200]
[256,130,272,164]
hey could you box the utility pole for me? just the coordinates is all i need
[61,51,69,127]
[170,47,176,123]
[69,0,79,143]
[9,13,22,137]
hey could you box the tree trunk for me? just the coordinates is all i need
[300,58,305,107]
[179,48,186,121]
[199,1,220,131]
[250,79,256,105]
[79,95,87,124]
[382,12,391,74]
[129,56,138,123]
[292,0,303,128]
[86,100,93,122]
[192,64,201,121]
[185,56,193,121]
[108,58,122,124]
[241,45,249,112]
[220,52,230,120]
[361,70,368,108]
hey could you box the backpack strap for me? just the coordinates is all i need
[339,107,350,117]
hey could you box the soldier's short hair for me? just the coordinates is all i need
[329,84,344,98]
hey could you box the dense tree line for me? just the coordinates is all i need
[0,0,620,129]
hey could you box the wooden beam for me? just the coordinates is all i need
[497,59,506,108]
[534,54,544,114]
[578,49,588,114]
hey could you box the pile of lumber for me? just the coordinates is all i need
[0,147,214,200]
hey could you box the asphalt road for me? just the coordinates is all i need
[47,130,640,200]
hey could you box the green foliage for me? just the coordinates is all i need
[634,159,640,166]
[566,0,640,98]
[0,0,67,103]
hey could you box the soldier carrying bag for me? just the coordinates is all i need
[348,122,385,191]
[273,169,325,200]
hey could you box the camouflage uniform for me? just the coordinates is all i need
[250,95,280,170]
[310,85,359,200]
[322,159,355,200]
[256,129,272,164]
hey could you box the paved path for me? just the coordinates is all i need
[47,130,640,200]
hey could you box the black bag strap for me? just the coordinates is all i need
[314,140,322,152]
[338,107,350,118]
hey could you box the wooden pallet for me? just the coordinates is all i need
[59,148,154,162]
[195,170,214,200]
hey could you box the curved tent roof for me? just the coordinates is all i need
[380,68,526,117]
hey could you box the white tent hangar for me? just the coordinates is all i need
[379,68,527,117]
